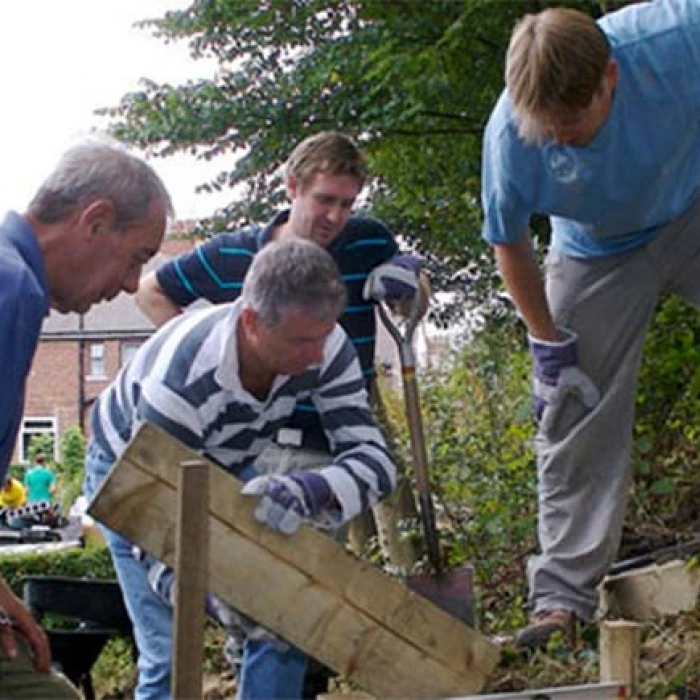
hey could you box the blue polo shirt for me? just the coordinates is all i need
[481,0,700,257]
[0,212,49,480]
[156,210,398,450]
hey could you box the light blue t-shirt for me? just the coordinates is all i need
[481,0,700,258]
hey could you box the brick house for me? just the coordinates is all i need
[18,236,196,464]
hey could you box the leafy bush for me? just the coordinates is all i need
[57,426,87,512]
[27,434,54,465]
[627,295,700,546]
[0,545,114,595]
[380,320,536,633]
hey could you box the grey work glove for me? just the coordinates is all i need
[529,327,600,429]
[241,471,339,535]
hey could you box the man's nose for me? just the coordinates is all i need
[121,266,141,294]
[551,126,575,146]
[326,205,344,224]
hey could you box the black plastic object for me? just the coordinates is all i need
[23,576,134,699]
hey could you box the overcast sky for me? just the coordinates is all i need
[0,0,232,220]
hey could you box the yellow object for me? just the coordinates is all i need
[0,477,27,508]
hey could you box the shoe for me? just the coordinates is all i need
[515,608,577,650]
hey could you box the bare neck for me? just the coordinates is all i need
[235,323,274,401]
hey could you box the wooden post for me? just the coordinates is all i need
[172,459,209,700]
[599,620,640,697]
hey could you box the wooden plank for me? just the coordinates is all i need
[599,620,640,696]
[600,560,700,620]
[456,683,629,699]
[89,423,500,698]
[172,459,209,700]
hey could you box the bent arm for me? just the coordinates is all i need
[493,235,556,341]
[313,330,397,522]
[135,271,182,328]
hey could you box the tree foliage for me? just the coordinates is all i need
[102,0,604,307]
[58,426,87,511]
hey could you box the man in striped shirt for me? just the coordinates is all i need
[84,238,397,700]
[135,131,425,697]
[136,131,424,455]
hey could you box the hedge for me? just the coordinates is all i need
[0,545,115,595]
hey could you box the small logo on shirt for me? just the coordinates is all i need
[545,147,579,184]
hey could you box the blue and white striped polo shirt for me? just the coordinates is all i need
[155,211,398,450]
[89,301,396,521]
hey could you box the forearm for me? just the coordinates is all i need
[322,399,397,520]
[135,272,182,327]
[493,236,556,341]
[311,331,397,518]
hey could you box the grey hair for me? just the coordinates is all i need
[27,138,174,227]
[242,239,347,326]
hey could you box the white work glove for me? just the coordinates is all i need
[529,327,600,429]
[241,471,339,535]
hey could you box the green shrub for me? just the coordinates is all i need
[380,320,536,633]
[57,426,87,512]
[0,545,114,595]
[27,435,55,465]
[629,295,700,538]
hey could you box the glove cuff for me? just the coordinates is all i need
[527,326,577,350]
[528,326,578,381]
[388,254,423,274]
[290,472,333,515]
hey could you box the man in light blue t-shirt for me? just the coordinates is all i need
[481,0,700,649]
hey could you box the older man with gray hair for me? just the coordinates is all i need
[0,138,171,697]
[84,238,397,700]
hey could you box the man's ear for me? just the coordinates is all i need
[240,306,259,335]
[285,173,299,200]
[605,59,618,92]
[79,198,116,236]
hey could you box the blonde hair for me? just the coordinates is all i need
[506,8,610,143]
[285,131,368,188]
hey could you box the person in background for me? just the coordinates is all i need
[480,0,700,648]
[84,238,398,700]
[0,476,27,510]
[135,130,426,697]
[24,453,56,503]
[0,137,171,697]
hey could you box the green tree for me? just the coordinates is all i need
[101,0,604,314]
[27,434,54,466]
[57,426,87,511]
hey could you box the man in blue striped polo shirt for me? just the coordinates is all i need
[137,131,422,420]
[136,131,424,696]
[85,238,397,700]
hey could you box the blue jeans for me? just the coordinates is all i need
[84,440,308,699]
[239,641,308,700]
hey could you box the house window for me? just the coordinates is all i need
[20,417,57,463]
[121,341,142,368]
[88,343,106,379]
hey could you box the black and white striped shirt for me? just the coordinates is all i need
[90,301,396,521]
